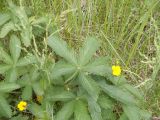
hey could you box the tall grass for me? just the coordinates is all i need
[1,0,160,116]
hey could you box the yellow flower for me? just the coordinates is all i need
[36,95,43,103]
[17,101,27,111]
[112,65,121,76]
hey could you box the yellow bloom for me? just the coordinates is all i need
[17,101,27,111]
[36,95,43,103]
[112,65,121,76]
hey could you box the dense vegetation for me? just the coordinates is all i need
[0,0,160,120]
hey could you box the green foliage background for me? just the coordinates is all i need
[0,0,160,119]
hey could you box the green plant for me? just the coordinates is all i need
[44,35,151,120]
[0,1,154,120]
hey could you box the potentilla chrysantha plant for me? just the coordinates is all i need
[0,1,152,119]
[45,35,151,120]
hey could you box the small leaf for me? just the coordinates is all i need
[0,96,12,118]
[74,100,91,120]
[48,35,77,64]
[0,13,10,27]
[78,73,100,101]
[79,37,100,65]
[0,82,20,93]
[10,34,21,63]
[0,21,15,38]
[55,100,75,120]
[21,85,32,100]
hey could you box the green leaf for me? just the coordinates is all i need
[10,34,21,63]
[99,82,137,105]
[55,101,75,120]
[123,84,143,100]
[79,37,100,65]
[32,82,44,96]
[78,73,100,101]
[20,26,32,47]
[22,85,32,100]
[0,96,12,118]
[119,113,128,120]
[0,21,15,38]
[123,105,140,120]
[28,103,46,119]
[0,13,10,27]
[31,17,48,25]
[74,100,91,120]
[0,82,20,93]
[139,110,152,120]
[6,68,17,82]
[48,35,77,64]
[87,96,103,120]
[16,54,37,66]
[51,60,76,79]
[46,87,75,101]
[98,95,114,110]
[0,47,13,64]
[10,115,29,120]
[0,64,11,74]
[102,109,116,120]
[84,57,111,76]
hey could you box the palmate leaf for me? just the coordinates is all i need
[83,56,111,76]
[0,82,20,93]
[74,100,91,120]
[78,73,100,101]
[0,13,10,27]
[99,82,138,105]
[0,96,12,118]
[10,34,21,63]
[87,96,103,120]
[79,37,100,65]
[48,35,77,65]
[55,100,75,120]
